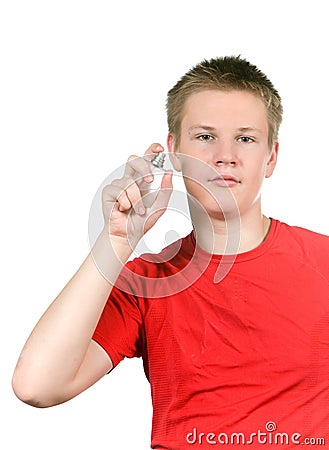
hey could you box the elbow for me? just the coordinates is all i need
[12,369,61,408]
[12,375,48,408]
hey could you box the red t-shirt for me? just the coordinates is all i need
[92,219,329,449]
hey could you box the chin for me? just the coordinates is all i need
[208,205,241,221]
[187,192,241,221]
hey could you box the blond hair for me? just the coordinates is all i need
[166,56,283,147]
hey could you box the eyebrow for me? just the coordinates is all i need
[236,126,262,134]
[188,125,262,134]
[188,125,217,133]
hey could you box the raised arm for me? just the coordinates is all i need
[12,144,172,407]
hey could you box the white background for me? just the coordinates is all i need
[1,1,328,449]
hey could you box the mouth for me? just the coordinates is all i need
[209,174,240,187]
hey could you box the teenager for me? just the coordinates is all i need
[13,56,329,449]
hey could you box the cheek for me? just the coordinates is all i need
[180,155,214,182]
[245,155,268,181]
[183,179,218,210]
[183,177,206,197]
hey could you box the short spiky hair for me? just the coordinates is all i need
[166,56,283,147]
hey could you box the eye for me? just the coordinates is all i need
[197,134,214,142]
[237,136,254,143]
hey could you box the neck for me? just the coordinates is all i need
[189,202,271,255]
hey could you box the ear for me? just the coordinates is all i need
[265,141,279,178]
[167,134,182,172]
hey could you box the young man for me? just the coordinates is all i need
[12,57,329,448]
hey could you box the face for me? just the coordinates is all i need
[167,89,278,219]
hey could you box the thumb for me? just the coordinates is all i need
[152,170,173,209]
[143,171,173,231]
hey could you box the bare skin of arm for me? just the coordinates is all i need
[12,144,172,408]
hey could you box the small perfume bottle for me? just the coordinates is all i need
[139,153,166,208]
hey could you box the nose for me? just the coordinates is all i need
[215,158,236,166]
[212,142,237,166]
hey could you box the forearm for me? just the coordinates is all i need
[12,231,133,404]
[12,144,172,407]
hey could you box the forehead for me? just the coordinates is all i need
[181,89,268,132]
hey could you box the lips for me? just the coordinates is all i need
[209,173,240,187]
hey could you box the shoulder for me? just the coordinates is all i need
[115,231,194,289]
[113,232,195,299]
[275,219,329,278]
[278,219,329,250]
[127,231,195,275]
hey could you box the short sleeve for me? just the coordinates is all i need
[92,263,144,368]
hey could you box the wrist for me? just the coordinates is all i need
[90,230,134,284]
[98,229,134,261]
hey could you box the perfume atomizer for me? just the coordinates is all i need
[138,153,166,208]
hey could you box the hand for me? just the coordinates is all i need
[101,143,173,248]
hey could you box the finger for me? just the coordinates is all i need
[160,170,173,190]
[124,155,153,182]
[143,142,165,160]
[148,171,173,213]
[102,183,125,204]
[102,184,130,219]
[103,180,139,214]
[112,177,146,216]
[117,191,132,212]
[140,171,173,231]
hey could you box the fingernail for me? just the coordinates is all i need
[138,206,145,216]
